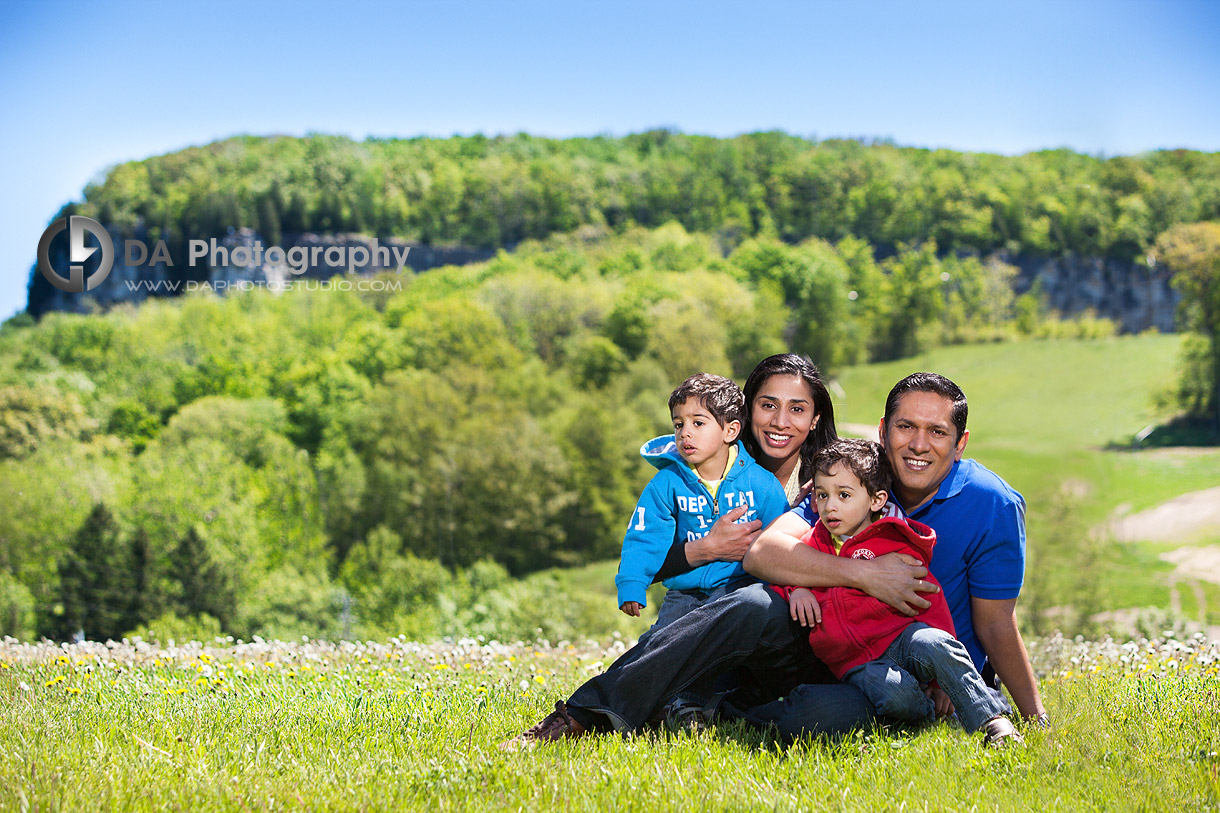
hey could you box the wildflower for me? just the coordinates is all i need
[56,655,70,665]
[534,675,546,684]
[432,664,449,671]
[44,675,66,687]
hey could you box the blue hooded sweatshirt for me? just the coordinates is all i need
[614,434,789,607]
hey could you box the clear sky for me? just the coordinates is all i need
[2,0,1218,320]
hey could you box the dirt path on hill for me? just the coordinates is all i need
[1111,486,1220,547]
[838,422,879,441]
[1108,486,1220,641]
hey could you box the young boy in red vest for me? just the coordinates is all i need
[776,438,1021,745]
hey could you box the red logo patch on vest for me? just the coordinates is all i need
[850,548,876,560]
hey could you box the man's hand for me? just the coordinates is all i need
[857,552,939,616]
[685,504,761,566]
[788,587,822,627]
[619,601,643,617]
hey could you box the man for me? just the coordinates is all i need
[503,373,1045,747]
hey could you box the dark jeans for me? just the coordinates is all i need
[567,582,876,737]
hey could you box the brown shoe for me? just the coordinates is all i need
[981,715,1025,747]
[499,701,588,751]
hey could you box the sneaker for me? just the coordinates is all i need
[661,695,712,733]
[981,715,1025,747]
[499,701,587,751]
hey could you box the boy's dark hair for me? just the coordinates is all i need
[813,438,893,497]
[884,372,968,441]
[668,373,745,427]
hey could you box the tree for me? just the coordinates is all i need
[170,525,236,629]
[55,504,140,641]
[1154,222,1220,432]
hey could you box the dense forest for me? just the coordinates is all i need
[2,225,1122,644]
[48,132,1220,268]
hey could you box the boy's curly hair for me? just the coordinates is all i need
[813,438,893,497]
[668,373,744,427]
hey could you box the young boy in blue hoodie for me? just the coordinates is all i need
[616,373,789,629]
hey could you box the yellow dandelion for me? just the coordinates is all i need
[44,675,65,687]
[534,675,546,684]
[396,689,407,697]
[361,657,371,664]
[65,686,83,694]
[464,664,472,669]
[199,653,212,663]
[424,691,434,698]
[432,664,450,670]
[195,678,208,686]
[476,686,488,693]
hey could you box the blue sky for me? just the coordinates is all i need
[2,0,1218,320]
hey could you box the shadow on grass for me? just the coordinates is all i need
[1106,414,1219,451]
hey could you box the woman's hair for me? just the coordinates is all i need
[741,354,838,484]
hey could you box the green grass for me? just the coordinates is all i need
[4,637,1219,811]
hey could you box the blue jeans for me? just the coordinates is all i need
[844,623,1010,732]
[649,576,756,633]
[567,582,875,735]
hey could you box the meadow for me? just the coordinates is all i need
[5,334,1220,810]
[2,633,1217,811]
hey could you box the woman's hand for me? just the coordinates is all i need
[684,504,761,566]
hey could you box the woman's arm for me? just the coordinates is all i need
[744,513,937,616]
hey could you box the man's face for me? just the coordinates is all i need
[879,391,968,510]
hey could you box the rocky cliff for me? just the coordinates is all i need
[27,229,1179,333]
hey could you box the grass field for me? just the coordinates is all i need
[2,635,1217,811]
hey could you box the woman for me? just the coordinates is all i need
[654,353,838,583]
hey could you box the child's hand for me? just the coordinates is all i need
[619,601,643,617]
[787,588,822,627]
[926,684,955,718]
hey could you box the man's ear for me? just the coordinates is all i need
[724,419,742,443]
[870,489,888,513]
[954,429,969,461]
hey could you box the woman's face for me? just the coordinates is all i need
[750,374,819,468]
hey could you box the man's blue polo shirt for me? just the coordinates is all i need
[790,458,1026,671]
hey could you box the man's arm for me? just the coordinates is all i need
[972,596,1046,721]
[744,511,937,616]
